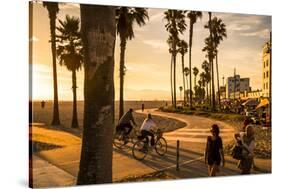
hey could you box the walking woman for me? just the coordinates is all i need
[234,125,255,174]
[205,124,225,176]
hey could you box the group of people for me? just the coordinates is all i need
[204,121,255,176]
[116,108,256,176]
[116,108,158,146]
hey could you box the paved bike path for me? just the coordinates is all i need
[37,144,156,183]
[134,109,271,177]
[34,109,271,187]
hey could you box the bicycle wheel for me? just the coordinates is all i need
[113,132,126,149]
[132,140,148,160]
[155,137,167,156]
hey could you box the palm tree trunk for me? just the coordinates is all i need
[170,55,174,106]
[206,83,208,101]
[208,12,216,112]
[189,22,193,109]
[29,3,34,188]
[216,53,221,110]
[71,70,78,128]
[185,75,189,103]
[182,55,186,105]
[173,54,177,108]
[119,36,126,119]
[209,81,211,106]
[194,75,197,91]
[78,5,115,184]
[49,11,60,126]
[211,59,215,110]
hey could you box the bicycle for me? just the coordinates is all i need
[132,129,167,160]
[113,126,138,149]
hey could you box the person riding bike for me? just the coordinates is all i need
[116,108,137,138]
[138,113,158,147]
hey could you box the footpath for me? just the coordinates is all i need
[32,109,271,187]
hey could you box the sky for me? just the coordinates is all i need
[30,2,271,101]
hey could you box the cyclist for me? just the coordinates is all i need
[116,108,137,138]
[138,113,158,147]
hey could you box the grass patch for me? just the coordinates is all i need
[159,106,244,122]
[31,126,81,147]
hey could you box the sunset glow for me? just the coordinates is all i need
[30,2,271,101]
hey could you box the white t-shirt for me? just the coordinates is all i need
[140,118,157,132]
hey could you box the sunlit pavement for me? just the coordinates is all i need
[33,109,271,187]
[32,155,76,188]
[134,109,271,177]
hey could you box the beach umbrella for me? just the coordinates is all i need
[242,98,258,106]
[255,98,269,110]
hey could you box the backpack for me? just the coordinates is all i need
[231,144,243,160]
[231,135,253,160]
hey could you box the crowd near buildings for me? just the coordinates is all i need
[217,40,271,125]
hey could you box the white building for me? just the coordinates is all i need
[262,41,271,97]
[226,75,250,99]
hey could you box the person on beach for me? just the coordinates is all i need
[141,103,145,112]
[205,124,225,176]
[116,108,137,137]
[234,125,255,174]
[41,100,45,109]
[138,113,158,147]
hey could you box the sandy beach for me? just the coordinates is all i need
[31,101,185,139]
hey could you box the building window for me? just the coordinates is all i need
[266,82,268,89]
[264,83,265,89]
[264,72,266,79]
[264,61,266,68]
[266,60,269,66]
[266,71,269,78]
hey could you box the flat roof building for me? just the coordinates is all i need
[226,74,250,99]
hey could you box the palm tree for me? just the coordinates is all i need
[195,80,205,103]
[210,17,227,109]
[164,10,187,107]
[200,72,206,97]
[184,67,190,102]
[43,2,60,125]
[56,15,83,128]
[167,35,175,105]
[193,67,199,90]
[203,38,214,107]
[116,7,148,118]
[203,12,216,111]
[177,40,188,104]
[187,11,202,109]
[77,5,116,184]
[202,60,211,101]
[206,12,216,111]
[179,86,183,102]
